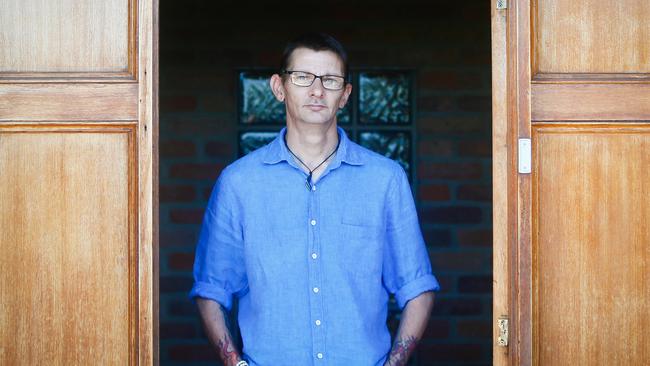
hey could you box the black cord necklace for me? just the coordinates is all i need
[284,133,340,190]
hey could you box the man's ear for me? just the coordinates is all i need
[270,74,285,102]
[339,83,353,109]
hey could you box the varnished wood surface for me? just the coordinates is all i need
[0,83,138,121]
[532,125,650,365]
[531,83,650,121]
[533,0,650,73]
[0,0,132,73]
[491,1,510,364]
[0,129,136,365]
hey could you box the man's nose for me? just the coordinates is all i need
[309,78,325,97]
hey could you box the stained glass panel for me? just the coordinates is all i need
[239,71,284,124]
[239,131,278,156]
[359,131,411,175]
[359,72,411,124]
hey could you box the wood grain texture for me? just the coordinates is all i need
[534,0,650,73]
[137,0,157,363]
[0,0,131,73]
[491,0,510,363]
[0,129,136,365]
[0,83,138,121]
[532,83,650,121]
[532,125,650,366]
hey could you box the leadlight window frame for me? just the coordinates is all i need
[236,67,418,186]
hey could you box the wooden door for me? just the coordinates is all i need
[0,0,158,364]
[492,0,650,365]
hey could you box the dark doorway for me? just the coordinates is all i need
[159,1,492,364]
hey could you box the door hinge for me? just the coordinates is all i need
[497,317,509,346]
[496,0,507,10]
[518,138,531,174]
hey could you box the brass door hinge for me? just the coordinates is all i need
[497,317,509,346]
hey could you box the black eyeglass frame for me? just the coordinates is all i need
[281,70,348,90]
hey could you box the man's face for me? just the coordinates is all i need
[271,47,352,128]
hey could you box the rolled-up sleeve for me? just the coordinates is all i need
[382,166,440,309]
[189,168,248,310]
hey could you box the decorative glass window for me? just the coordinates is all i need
[237,68,415,181]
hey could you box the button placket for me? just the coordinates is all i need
[307,181,325,361]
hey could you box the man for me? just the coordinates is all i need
[190,32,440,366]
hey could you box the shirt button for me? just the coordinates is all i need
[315,319,321,326]
[311,253,318,259]
[310,219,316,226]
[317,353,323,359]
[313,287,319,293]
[312,185,317,191]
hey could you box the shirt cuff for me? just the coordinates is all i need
[395,274,441,309]
[189,281,233,310]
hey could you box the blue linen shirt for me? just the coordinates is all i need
[190,127,439,366]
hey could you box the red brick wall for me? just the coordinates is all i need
[160,1,492,364]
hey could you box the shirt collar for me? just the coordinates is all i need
[262,126,364,166]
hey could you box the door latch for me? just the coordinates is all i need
[497,317,509,346]
[518,138,531,174]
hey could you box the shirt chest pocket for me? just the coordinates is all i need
[336,219,384,278]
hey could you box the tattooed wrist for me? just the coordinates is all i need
[386,335,418,366]
[216,337,241,366]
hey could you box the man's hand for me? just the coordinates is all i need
[383,291,435,366]
[196,298,243,366]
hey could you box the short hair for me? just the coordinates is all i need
[280,32,349,79]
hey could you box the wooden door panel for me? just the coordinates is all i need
[531,83,650,121]
[0,0,135,74]
[492,0,649,364]
[0,128,137,365]
[0,0,156,364]
[532,125,650,365]
[534,0,650,73]
[0,84,138,121]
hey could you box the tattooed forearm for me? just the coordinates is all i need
[216,336,241,365]
[385,335,418,366]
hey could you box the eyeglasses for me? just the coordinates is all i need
[282,70,346,90]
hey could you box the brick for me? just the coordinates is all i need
[457,228,493,248]
[205,140,234,157]
[160,276,193,293]
[160,322,197,339]
[419,206,482,224]
[417,95,455,112]
[420,70,483,90]
[202,92,235,112]
[418,184,450,201]
[422,228,451,248]
[417,139,454,157]
[417,115,488,134]
[161,95,198,112]
[457,184,492,201]
[431,298,483,316]
[418,342,483,363]
[160,185,196,202]
[170,163,224,180]
[169,252,195,271]
[160,140,196,158]
[168,299,196,317]
[457,319,492,339]
[168,343,217,362]
[458,95,491,113]
[459,139,491,157]
[170,208,205,224]
[430,251,491,272]
[418,162,482,180]
[160,228,197,248]
[422,318,451,339]
[458,275,492,293]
